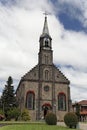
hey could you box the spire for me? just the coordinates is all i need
[40,13,51,39]
[42,16,49,35]
[39,13,52,51]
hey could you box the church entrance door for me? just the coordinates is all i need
[42,103,52,119]
[44,106,48,118]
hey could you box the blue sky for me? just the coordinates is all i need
[59,13,85,32]
[0,0,87,102]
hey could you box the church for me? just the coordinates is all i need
[16,15,71,121]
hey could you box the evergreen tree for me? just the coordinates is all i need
[0,98,2,109]
[1,76,17,117]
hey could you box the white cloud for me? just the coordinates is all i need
[16,0,54,13]
[54,30,87,69]
[61,67,87,88]
[0,0,87,102]
[55,0,87,28]
[71,86,87,103]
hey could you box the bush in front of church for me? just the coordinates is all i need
[64,112,78,128]
[7,107,21,121]
[45,112,57,125]
[21,109,30,121]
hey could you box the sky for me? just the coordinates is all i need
[0,0,87,102]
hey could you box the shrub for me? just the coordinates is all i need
[7,107,21,120]
[0,109,4,120]
[0,109,4,115]
[45,112,57,125]
[21,109,30,121]
[64,112,78,128]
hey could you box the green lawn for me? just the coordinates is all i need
[0,124,76,130]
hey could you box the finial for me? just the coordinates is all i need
[43,11,49,18]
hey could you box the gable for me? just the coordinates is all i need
[21,64,70,84]
[22,64,39,81]
[53,65,70,84]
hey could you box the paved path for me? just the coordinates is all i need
[57,122,87,130]
[79,123,87,130]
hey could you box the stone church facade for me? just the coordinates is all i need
[16,16,71,121]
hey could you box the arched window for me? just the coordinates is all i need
[26,91,35,110]
[45,40,49,47]
[58,92,66,111]
[45,70,49,80]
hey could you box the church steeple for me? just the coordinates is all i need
[42,16,49,35]
[38,15,53,65]
[39,16,52,51]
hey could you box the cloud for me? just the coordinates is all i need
[16,0,54,12]
[54,30,87,69]
[71,86,87,102]
[54,0,87,28]
[0,0,16,6]
[61,67,87,88]
[0,0,87,102]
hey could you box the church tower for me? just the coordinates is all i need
[39,16,52,65]
[16,15,71,121]
[37,16,54,119]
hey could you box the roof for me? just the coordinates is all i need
[42,16,49,35]
[78,100,87,105]
[40,16,51,39]
[72,100,87,106]
[18,64,69,85]
[80,111,87,115]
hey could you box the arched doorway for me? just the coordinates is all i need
[42,103,52,118]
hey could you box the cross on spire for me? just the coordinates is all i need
[43,11,49,17]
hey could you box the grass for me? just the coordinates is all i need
[0,124,76,130]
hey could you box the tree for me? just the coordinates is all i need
[1,76,17,118]
[75,103,80,121]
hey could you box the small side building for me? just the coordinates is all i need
[72,100,87,122]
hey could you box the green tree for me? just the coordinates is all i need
[1,76,17,118]
[75,103,80,121]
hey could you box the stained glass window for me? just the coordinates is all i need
[58,93,66,111]
[26,92,35,110]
